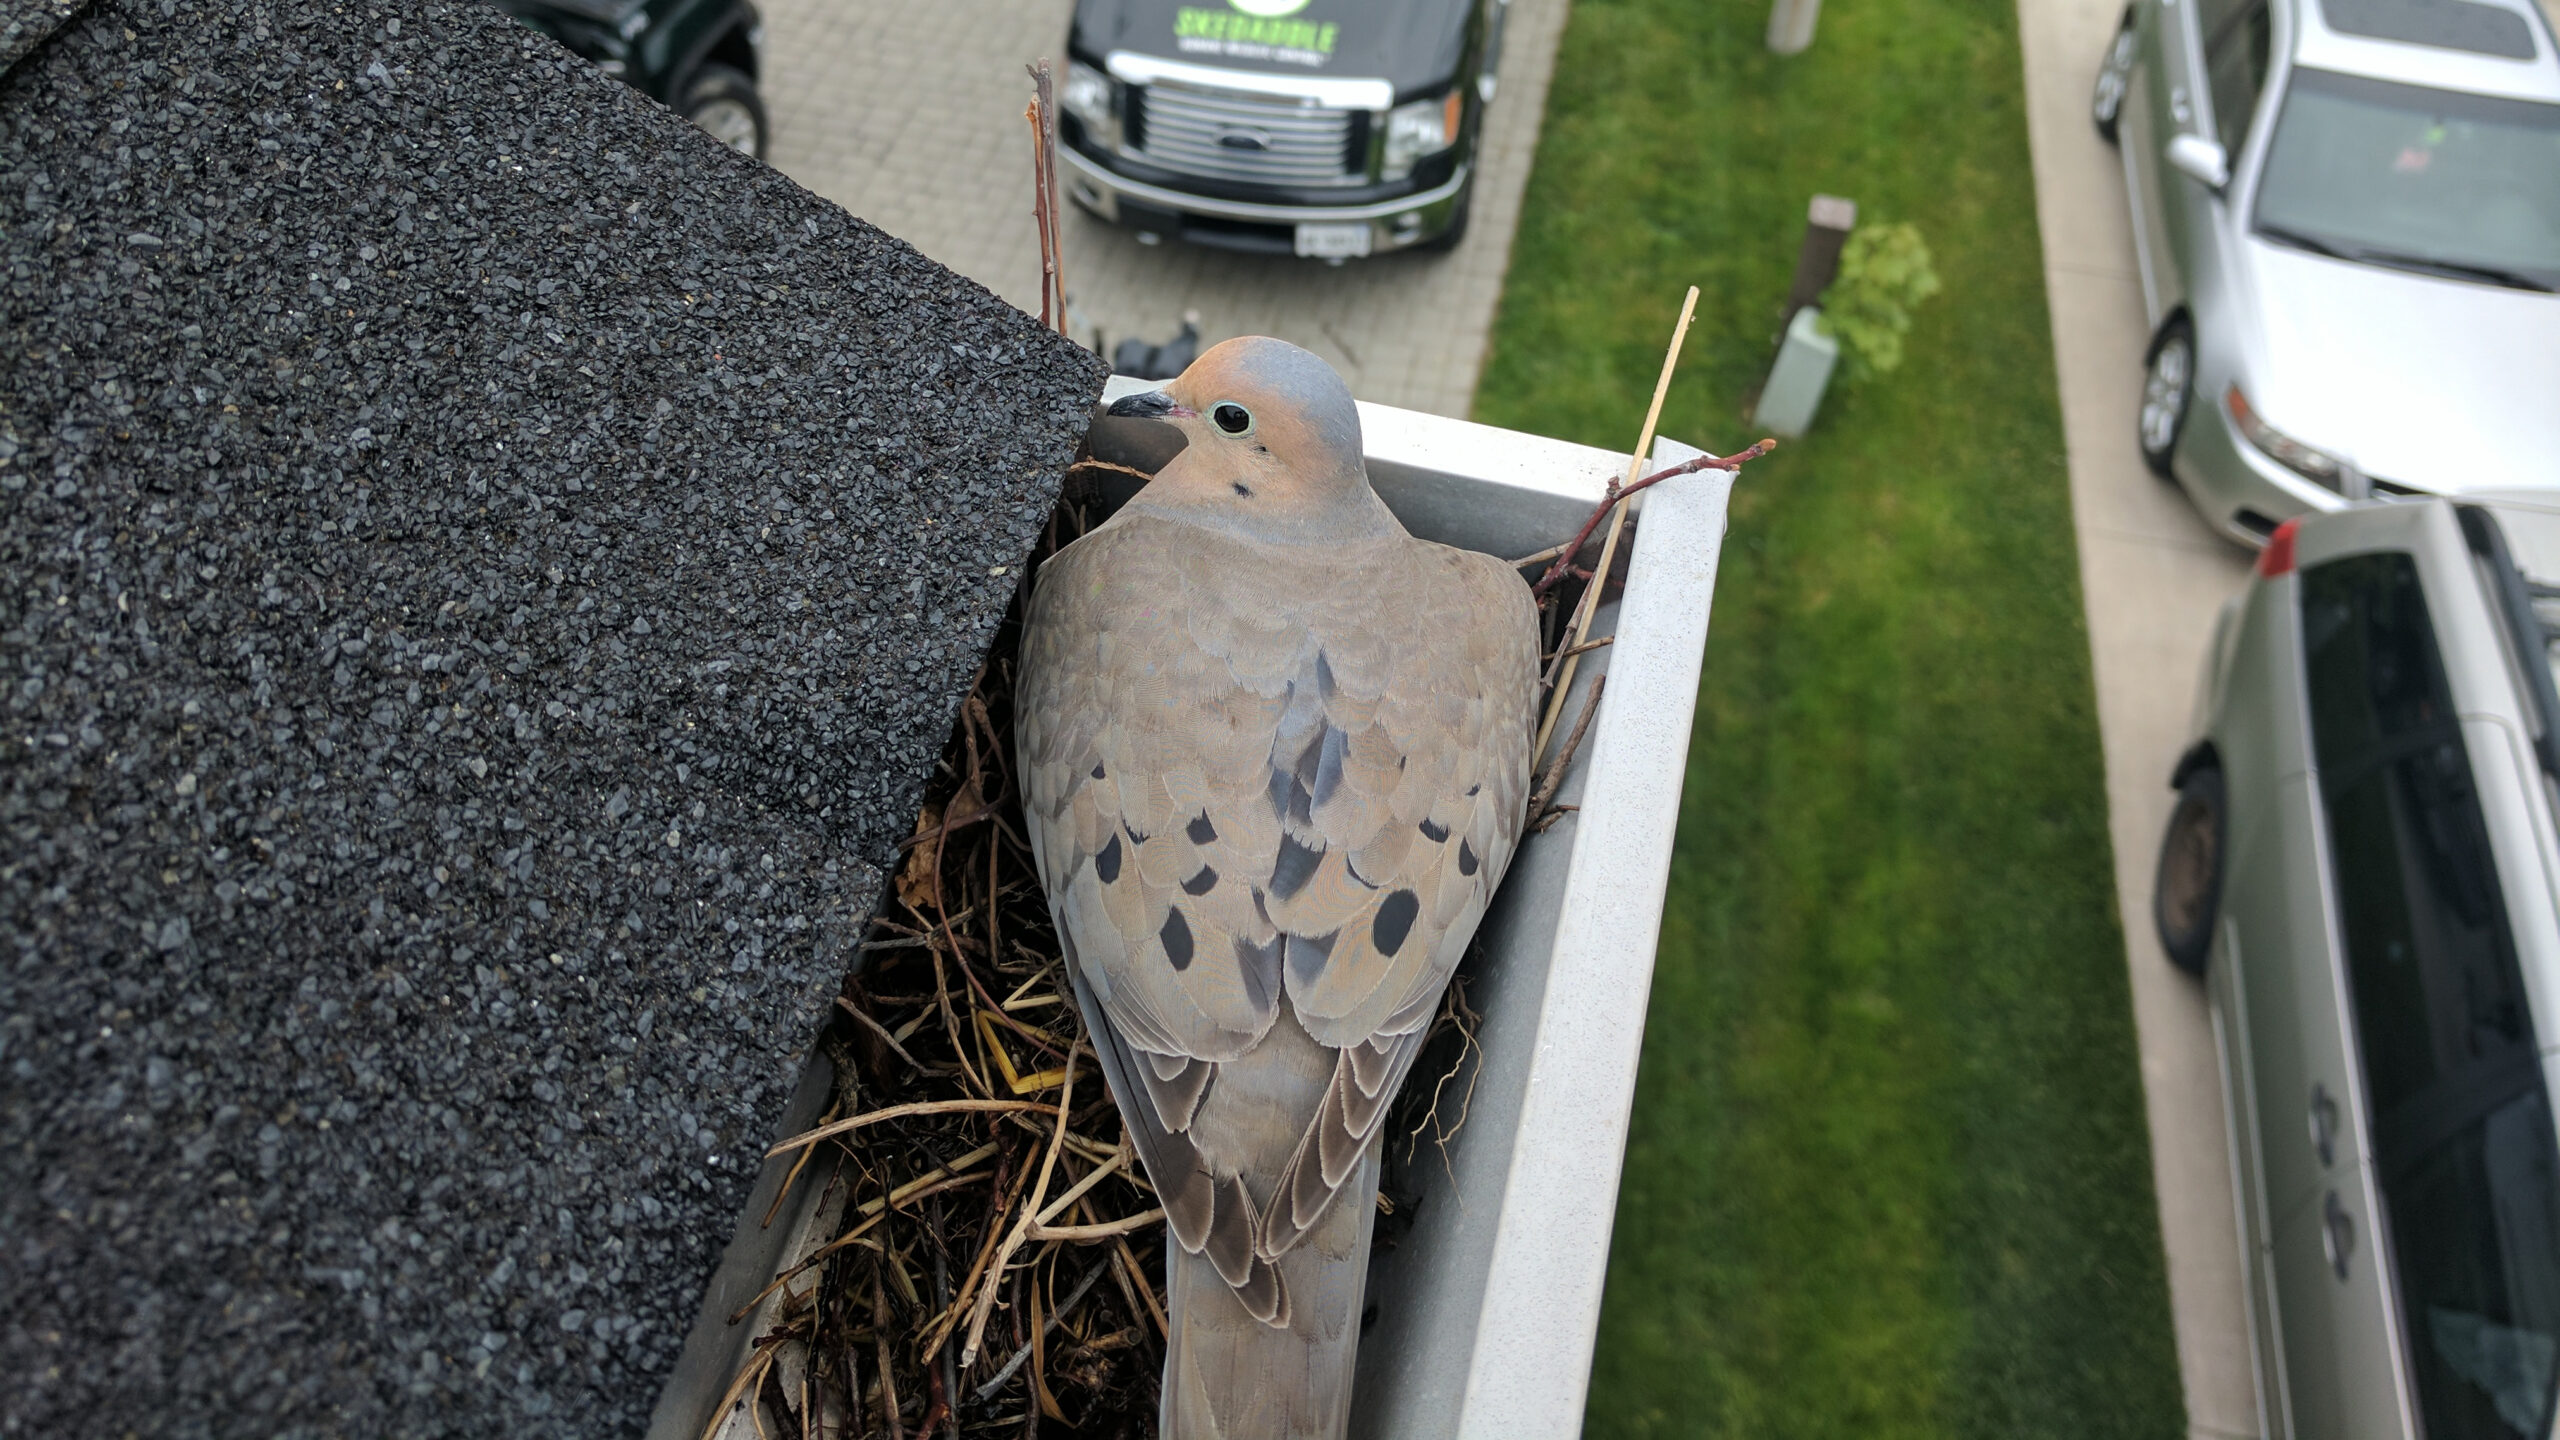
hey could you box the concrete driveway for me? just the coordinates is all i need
[753,0,1571,419]
[2013,0,2263,1435]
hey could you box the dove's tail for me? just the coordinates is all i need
[1160,1141,1383,1440]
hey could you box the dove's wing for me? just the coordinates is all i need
[1018,509,1538,1312]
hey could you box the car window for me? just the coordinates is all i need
[2321,0,2539,60]
[2303,552,2560,1440]
[2205,0,2274,153]
[2255,68,2560,292]
[2382,1088,2560,1439]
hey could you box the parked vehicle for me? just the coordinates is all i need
[1056,0,1509,258]
[2156,497,2560,1438]
[2090,0,2560,546]
[495,0,767,160]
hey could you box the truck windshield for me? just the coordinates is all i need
[2254,67,2560,292]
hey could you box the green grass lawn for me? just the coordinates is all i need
[1469,0,2188,1434]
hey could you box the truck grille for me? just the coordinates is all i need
[1131,84,1367,187]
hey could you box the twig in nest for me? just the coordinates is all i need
[976,1256,1114,1400]
[1401,975,1486,1180]
[874,1264,904,1440]
[1064,457,1154,486]
[1023,62,1067,334]
[961,1041,1082,1367]
[1527,675,1605,832]
[1541,634,1612,667]
[839,996,935,1076]
[1528,441,1776,603]
[1027,1209,1166,1242]
[767,1099,1056,1159]
[764,1100,840,1228]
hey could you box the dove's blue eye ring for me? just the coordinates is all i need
[1211,402,1254,436]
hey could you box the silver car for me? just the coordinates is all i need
[2156,498,2560,1437]
[2090,0,2560,547]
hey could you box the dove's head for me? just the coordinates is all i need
[1104,336,1393,543]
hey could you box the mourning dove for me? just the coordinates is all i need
[1017,337,1539,1438]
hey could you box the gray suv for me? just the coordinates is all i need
[2157,498,2560,1437]
[2091,0,2560,546]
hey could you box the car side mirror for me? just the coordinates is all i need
[2165,133,2230,191]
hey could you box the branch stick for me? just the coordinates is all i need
[765,1099,1054,1158]
[973,1255,1114,1400]
[960,1040,1081,1367]
[1537,286,1697,760]
[1026,1209,1164,1242]
[1029,1145,1128,1227]
[1527,675,1605,826]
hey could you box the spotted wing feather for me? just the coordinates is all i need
[1019,508,1537,1313]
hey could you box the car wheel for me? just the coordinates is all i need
[1412,187,1473,254]
[683,65,767,161]
[2154,763,2225,977]
[2092,8,2137,144]
[2138,316,2194,480]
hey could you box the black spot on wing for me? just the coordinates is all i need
[1187,812,1218,845]
[1095,833,1122,884]
[1271,834,1322,900]
[1125,820,1150,846]
[1091,761,1106,780]
[1286,929,1335,991]
[1457,839,1479,877]
[1161,908,1195,971]
[1181,864,1218,896]
[1373,890,1421,957]
[1236,933,1283,1012]
[1418,818,1449,844]
[1316,649,1337,699]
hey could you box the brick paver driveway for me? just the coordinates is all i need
[754,0,1568,418]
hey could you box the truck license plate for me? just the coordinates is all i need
[1294,223,1372,259]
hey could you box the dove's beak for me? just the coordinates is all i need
[1083,392,1192,478]
[1105,391,1196,421]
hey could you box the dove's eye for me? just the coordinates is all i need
[1211,403,1253,436]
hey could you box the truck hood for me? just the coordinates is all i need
[2243,240,2560,497]
[1071,0,1474,96]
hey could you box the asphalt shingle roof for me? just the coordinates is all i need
[0,0,1104,1432]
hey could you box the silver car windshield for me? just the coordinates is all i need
[2254,67,2560,292]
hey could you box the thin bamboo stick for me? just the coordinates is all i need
[1534,286,1699,760]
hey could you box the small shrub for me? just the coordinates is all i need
[1819,223,1942,376]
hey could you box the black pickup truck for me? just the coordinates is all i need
[495,0,768,160]
[1058,0,1509,259]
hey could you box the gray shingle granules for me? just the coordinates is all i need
[0,0,1106,1432]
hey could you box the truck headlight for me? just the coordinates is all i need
[1382,92,1462,179]
[1063,62,1119,146]
[2226,386,2347,489]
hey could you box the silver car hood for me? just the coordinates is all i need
[2244,241,2560,495]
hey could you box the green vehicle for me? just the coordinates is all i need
[494,0,768,159]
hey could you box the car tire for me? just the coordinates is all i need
[2093,8,2137,145]
[682,64,767,161]
[1412,186,1474,254]
[2154,763,2225,977]
[2138,316,2194,480]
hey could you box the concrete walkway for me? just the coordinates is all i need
[2012,1,2263,1436]
[753,0,1573,419]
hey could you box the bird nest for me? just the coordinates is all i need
[703,429,1772,1438]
